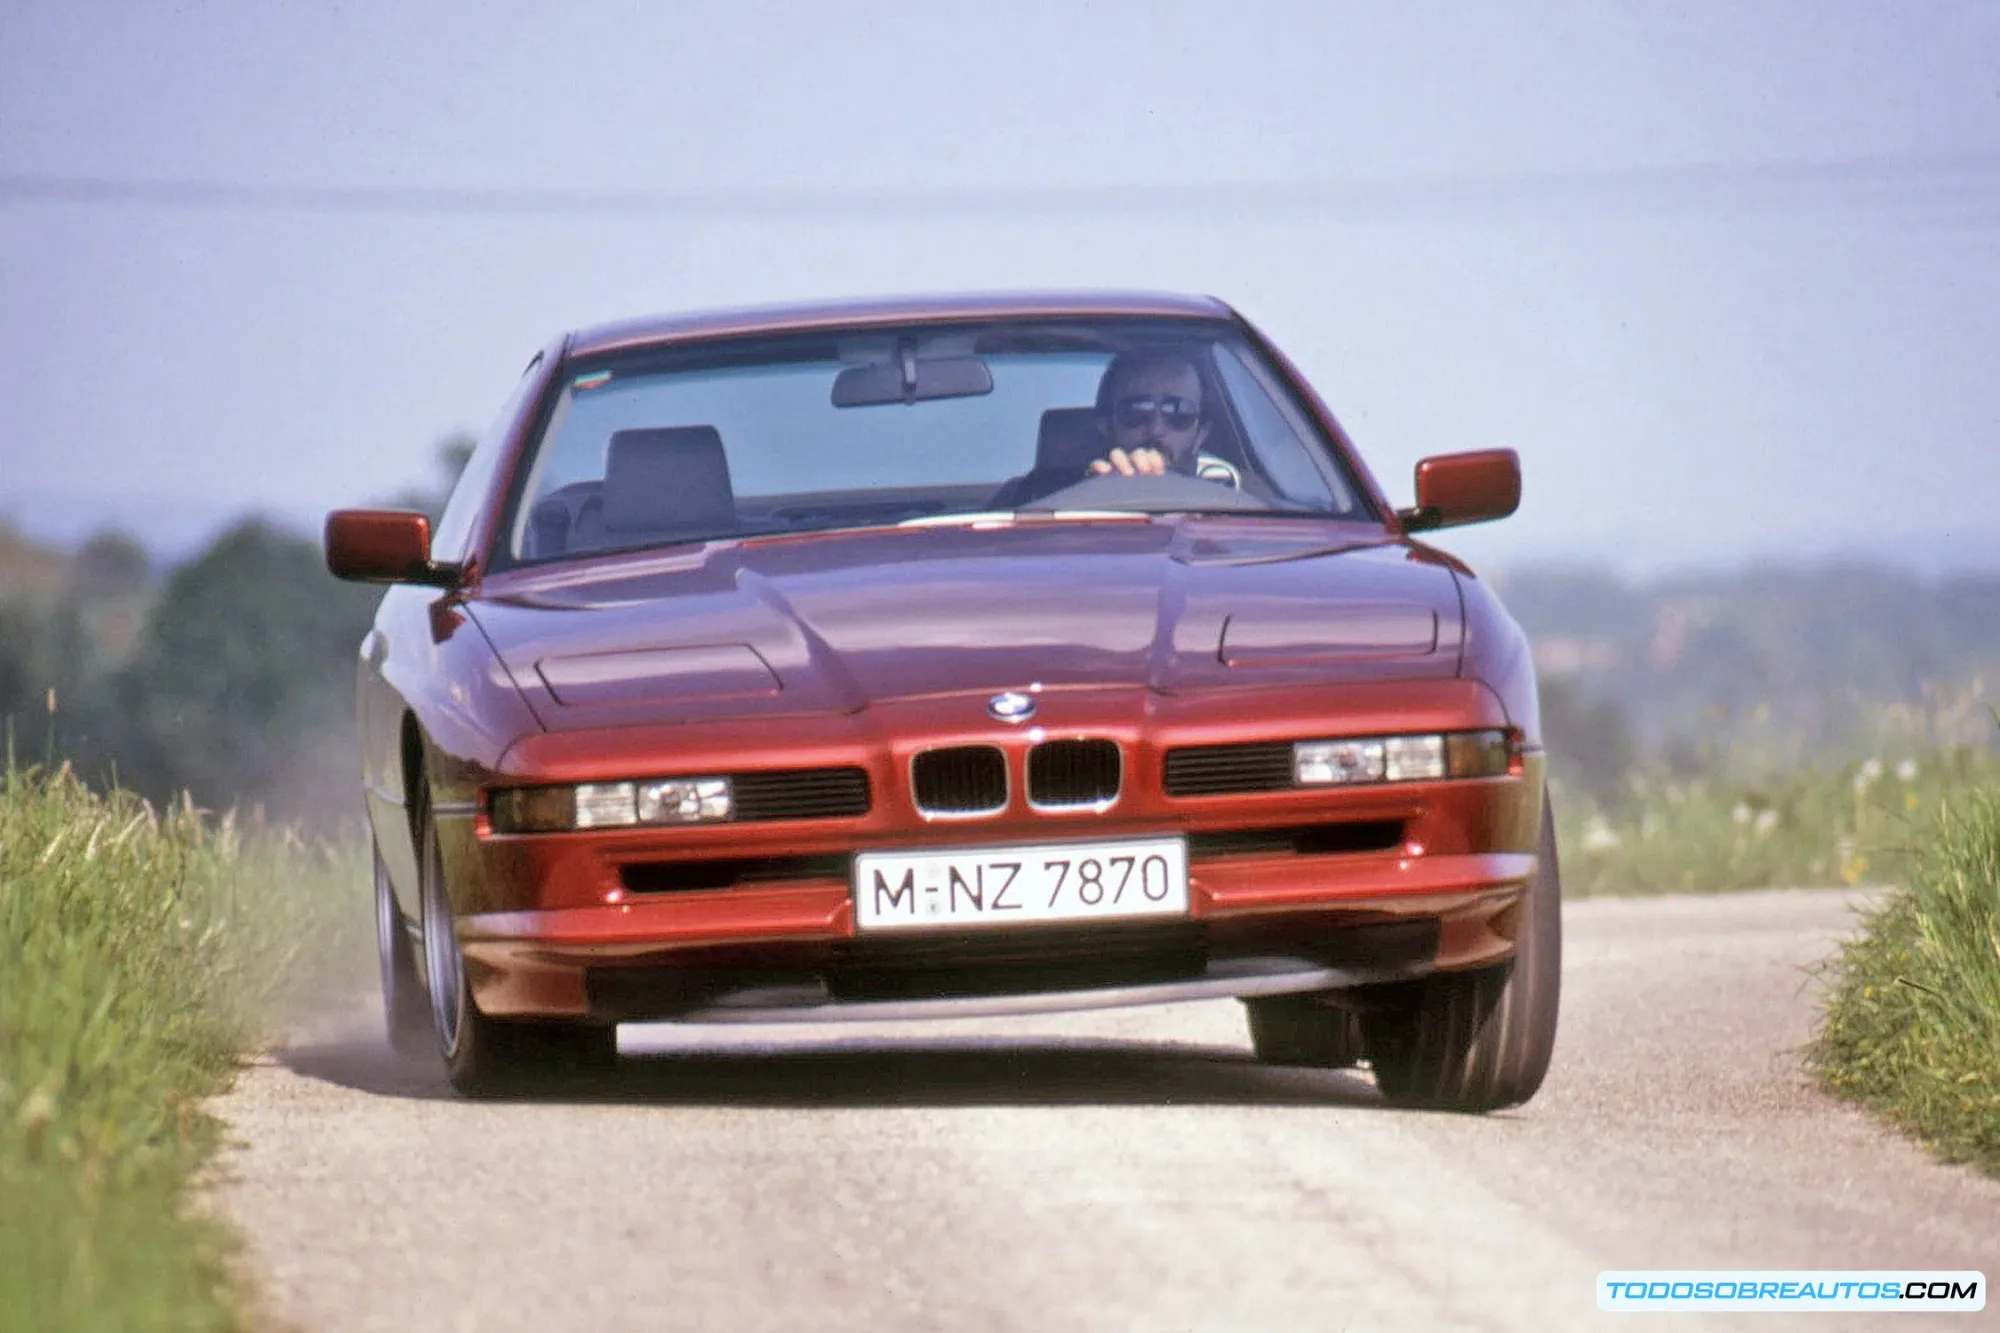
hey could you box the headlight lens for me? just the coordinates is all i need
[1292,738,1385,786]
[1384,735,1445,782]
[576,782,640,828]
[490,777,734,833]
[1293,729,1510,787]
[637,778,732,824]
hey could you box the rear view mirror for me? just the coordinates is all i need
[324,509,459,585]
[1399,449,1521,532]
[832,354,994,407]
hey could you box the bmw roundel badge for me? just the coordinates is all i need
[987,690,1036,722]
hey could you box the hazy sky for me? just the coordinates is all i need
[2,1,1996,574]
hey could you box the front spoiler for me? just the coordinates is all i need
[620,955,1388,1024]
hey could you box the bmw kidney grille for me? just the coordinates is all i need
[1026,738,1121,809]
[910,745,1009,816]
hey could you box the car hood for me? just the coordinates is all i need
[467,520,1465,731]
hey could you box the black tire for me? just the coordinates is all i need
[1360,798,1563,1112]
[1244,993,1365,1068]
[415,786,615,1097]
[374,841,434,1059]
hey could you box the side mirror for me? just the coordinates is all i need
[324,509,460,586]
[1398,449,1521,532]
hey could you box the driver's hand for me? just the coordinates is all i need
[1088,446,1168,476]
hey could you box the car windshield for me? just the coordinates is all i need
[499,317,1374,566]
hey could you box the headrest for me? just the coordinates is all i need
[1036,408,1103,473]
[602,426,735,534]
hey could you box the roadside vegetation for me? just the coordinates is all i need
[0,760,368,1332]
[1551,685,2000,897]
[0,437,468,834]
[1546,681,2000,1178]
[1809,785,2000,1177]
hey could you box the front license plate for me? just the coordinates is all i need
[853,835,1189,932]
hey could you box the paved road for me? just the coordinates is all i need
[214,889,1998,1331]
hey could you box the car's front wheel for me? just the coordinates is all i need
[374,841,433,1059]
[1359,798,1563,1112]
[416,790,615,1096]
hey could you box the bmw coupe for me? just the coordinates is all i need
[325,291,1559,1107]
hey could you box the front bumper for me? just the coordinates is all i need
[439,680,1546,1022]
[455,845,1535,1021]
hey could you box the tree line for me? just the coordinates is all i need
[0,439,471,828]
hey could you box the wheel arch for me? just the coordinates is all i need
[399,709,429,855]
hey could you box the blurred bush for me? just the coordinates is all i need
[1552,683,2000,895]
[0,435,471,827]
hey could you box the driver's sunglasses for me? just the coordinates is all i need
[1112,395,1201,431]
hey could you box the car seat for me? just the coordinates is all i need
[986,407,1103,508]
[571,426,736,548]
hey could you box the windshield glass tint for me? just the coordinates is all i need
[502,318,1369,564]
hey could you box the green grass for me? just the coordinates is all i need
[1553,746,1999,896]
[1809,786,2000,1176]
[1552,687,2000,896]
[0,762,369,1332]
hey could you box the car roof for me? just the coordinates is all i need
[565,290,1238,357]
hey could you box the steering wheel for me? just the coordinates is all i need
[1194,452,1243,488]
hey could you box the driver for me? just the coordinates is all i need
[1085,350,1213,478]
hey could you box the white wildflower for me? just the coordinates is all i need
[1895,759,1919,783]
[1754,808,1780,836]
[1581,818,1622,852]
[1852,758,1884,794]
[1732,802,1752,825]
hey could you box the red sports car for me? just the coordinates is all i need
[326,291,1559,1107]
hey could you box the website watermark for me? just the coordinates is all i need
[1598,1271,1985,1313]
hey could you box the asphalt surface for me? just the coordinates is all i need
[213,889,1999,1331]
